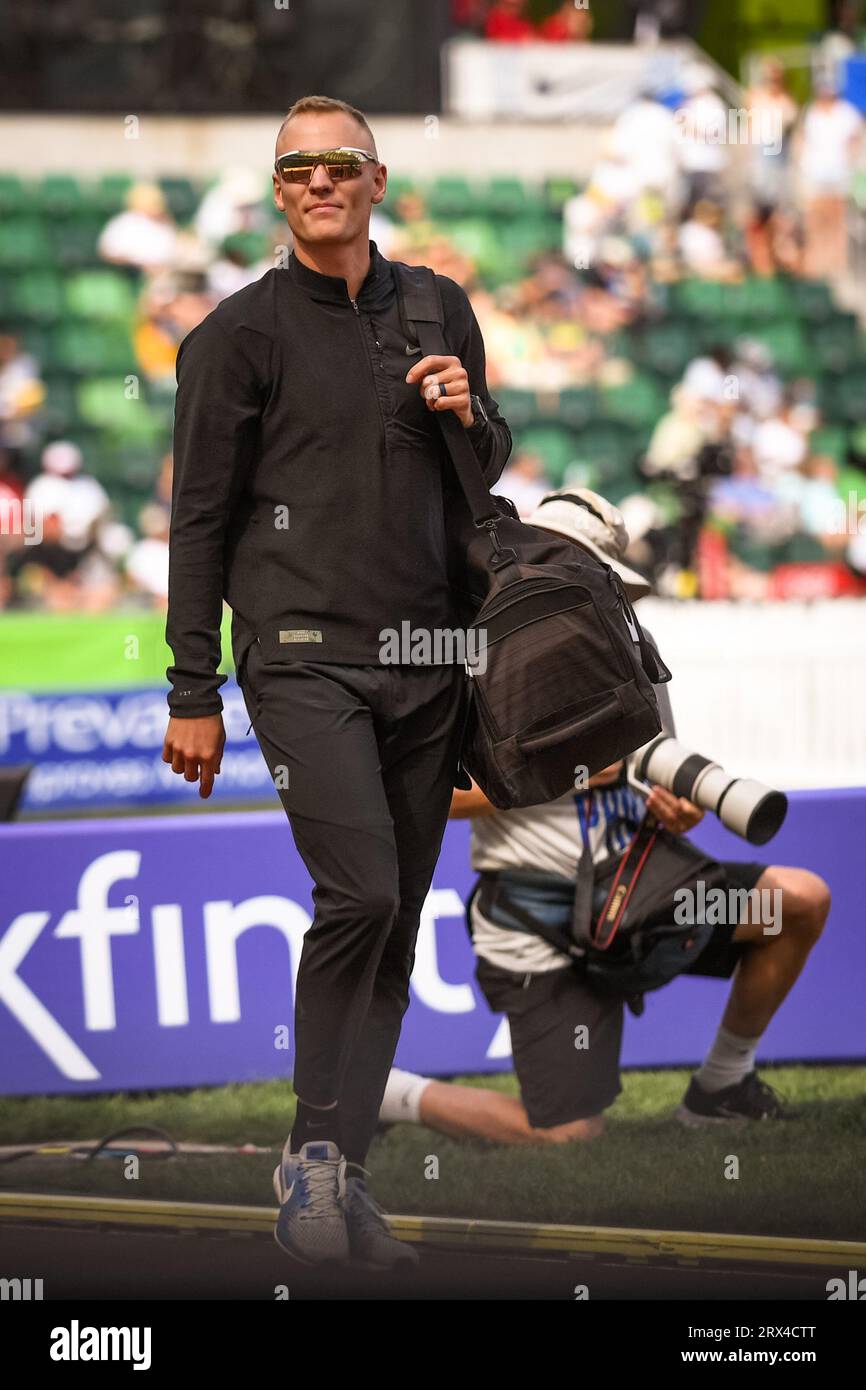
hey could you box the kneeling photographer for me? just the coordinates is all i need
[377,488,831,1146]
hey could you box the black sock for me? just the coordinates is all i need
[290,1099,341,1153]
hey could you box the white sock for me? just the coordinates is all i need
[696,1024,762,1093]
[378,1067,433,1124]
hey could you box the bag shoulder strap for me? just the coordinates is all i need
[392,261,502,532]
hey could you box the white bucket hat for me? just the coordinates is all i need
[527,486,652,600]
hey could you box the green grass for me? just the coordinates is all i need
[1,1066,863,1242]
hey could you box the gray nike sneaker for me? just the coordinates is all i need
[343,1174,420,1271]
[272,1140,351,1265]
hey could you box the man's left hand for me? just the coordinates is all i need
[406,354,473,427]
[646,784,705,834]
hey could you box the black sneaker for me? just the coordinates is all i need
[675,1069,788,1127]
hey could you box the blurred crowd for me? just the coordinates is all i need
[2,45,866,611]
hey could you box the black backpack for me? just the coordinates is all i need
[394,261,671,810]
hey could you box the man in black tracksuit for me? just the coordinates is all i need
[162,96,511,1268]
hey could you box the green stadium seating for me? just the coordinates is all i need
[787,276,834,321]
[599,376,667,431]
[49,217,104,270]
[0,175,34,216]
[426,176,475,218]
[826,369,866,425]
[10,272,66,325]
[512,424,578,486]
[64,270,138,321]
[543,177,580,213]
[481,178,528,218]
[446,219,503,279]
[570,420,642,482]
[556,387,597,430]
[812,314,861,373]
[40,376,80,434]
[54,322,135,376]
[382,174,416,207]
[492,388,537,430]
[635,320,699,377]
[76,378,164,444]
[809,426,848,465]
[35,174,87,218]
[158,177,200,222]
[0,219,54,269]
[91,174,134,214]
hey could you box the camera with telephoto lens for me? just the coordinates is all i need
[633,735,788,845]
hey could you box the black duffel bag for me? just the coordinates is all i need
[394,262,671,810]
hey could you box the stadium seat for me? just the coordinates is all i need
[493,388,537,430]
[809,425,848,465]
[40,376,80,434]
[91,174,134,214]
[446,219,503,279]
[0,219,54,269]
[481,177,528,218]
[788,277,835,322]
[9,271,66,325]
[812,314,861,373]
[511,424,578,486]
[827,369,866,424]
[382,174,416,207]
[158,177,201,223]
[599,377,667,431]
[738,276,794,320]
[556,387,597,430]
[55,322,136,375]
[426,176,475,218]
[744,322,812,376]
[48,217,104,269]
[76,378,164,444]
[570,420,642,481]
[633,320,698,377]
[35,174,87,218]
[543,177,580,213]
[0,174,35,216]
[64,270,138,321]
[673,279,729,320]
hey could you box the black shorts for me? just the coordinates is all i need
[472,859,768,1129]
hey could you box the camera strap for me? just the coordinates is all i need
[570,796,660,951]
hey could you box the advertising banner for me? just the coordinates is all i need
[0,789,862,1095]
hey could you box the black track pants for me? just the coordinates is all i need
[239,638,468,1164]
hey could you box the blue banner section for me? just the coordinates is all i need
[0,789,862,1096]
[0,684,271,810]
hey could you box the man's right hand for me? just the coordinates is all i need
[162,715,226,799]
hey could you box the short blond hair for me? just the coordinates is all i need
[276,95,377,157]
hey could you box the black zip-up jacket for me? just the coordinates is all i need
[165,239,512,718]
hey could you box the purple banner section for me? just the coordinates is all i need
[0,789,862,1095]
[0,683,269,811]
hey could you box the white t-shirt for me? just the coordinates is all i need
[612,100,679,190]
[676,93,730,173]
[25,473,110,551]
[98,211,179,269]
[752,417,807,479]
[469,771,650,973]
[799,100,863,190]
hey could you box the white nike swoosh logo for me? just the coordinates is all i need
[405,343,421,355]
